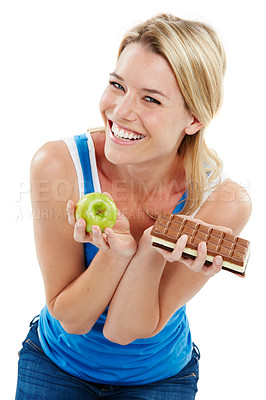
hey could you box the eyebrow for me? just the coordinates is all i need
[109,72,169,99]
[109,72,125,81]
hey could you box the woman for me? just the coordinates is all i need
[16,13,251,400]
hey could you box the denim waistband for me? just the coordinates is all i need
[192,342,201,360]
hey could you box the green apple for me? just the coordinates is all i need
[75,192,117,233]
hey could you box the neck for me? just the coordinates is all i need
[105,153,186,203]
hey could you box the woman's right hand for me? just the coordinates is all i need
[66,193,137,259]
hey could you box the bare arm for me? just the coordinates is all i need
[103,179,252,344]
[31,141,135,335]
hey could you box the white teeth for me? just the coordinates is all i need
[111,123,144,141]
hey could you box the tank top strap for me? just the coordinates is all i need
[74,133,95,194]
[172,190,187,214]
[72,133,100,266]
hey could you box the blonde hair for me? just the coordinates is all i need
[117,13,225,215]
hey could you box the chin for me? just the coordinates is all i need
[104,145,130,166]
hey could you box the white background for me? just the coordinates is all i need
[1,0,265,398]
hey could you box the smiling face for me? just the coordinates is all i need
[99,43,201,168]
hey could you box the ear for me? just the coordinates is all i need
[185,116,204,135]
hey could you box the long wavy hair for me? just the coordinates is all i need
[117,13,226,215]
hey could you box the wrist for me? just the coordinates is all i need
[138,236,166,267]
[110,249,136,263]
[104,228,137,259]
[98,245,136,265]
[139,228,161,255]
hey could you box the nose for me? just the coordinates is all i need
[113,93,137,122]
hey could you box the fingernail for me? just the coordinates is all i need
[77,219,84,227]
[181,235,188,244]
[216,256,223,266]
[67,200,72,209]
[92,227,98,236]
[200,242,207,251]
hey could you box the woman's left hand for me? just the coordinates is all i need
[150,216,233,278]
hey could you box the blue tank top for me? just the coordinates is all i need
[38,133,192,385]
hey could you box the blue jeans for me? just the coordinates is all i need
[15,317,200,400]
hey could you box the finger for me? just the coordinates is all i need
[115,207,124,221]
[91,225,109,251]
[144,226,154,235]
[103,191,114,201]
[73,218,90,242]
[201,255,223,277]
[112,208,131,234]
[188,242,208,272]
[102,192,125,222]
[66,200,76,226]
[104,227,116,245]
[170,235,188,261]
[152,246,177,262]
[103,191,127,225]
[153,235,188,263]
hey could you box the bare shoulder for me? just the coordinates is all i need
[31,140,79,203]
[31,140,71,176]
[195,178,252,235]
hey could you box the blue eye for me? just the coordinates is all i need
[109,81,125,91]
[145,96,161,105]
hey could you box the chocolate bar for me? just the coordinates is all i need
[150,212,250,276]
